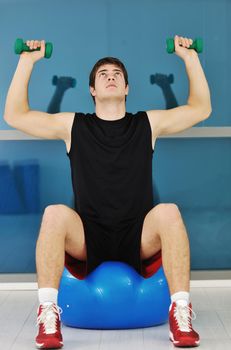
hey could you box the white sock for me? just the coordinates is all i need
[38,288,58,305]
[170,291,190,310]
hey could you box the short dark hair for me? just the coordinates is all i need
[89,57,129,103]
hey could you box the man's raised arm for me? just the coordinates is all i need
[147,35,212,137]
[4,40,74,141]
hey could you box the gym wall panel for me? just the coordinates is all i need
[154,138,231,269]
[0,140,73,273]
[0,0,230,273]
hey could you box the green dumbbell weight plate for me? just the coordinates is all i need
[14,38,24,54]
[45,42,53,59]
[166,38,175,54]
[195,38,203,53]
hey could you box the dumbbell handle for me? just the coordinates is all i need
[14,38,53,59]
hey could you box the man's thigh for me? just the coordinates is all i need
[49,204,87,261]
[140,206,162,260]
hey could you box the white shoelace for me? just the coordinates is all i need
[174,304,196,332]
[37,304,63,335]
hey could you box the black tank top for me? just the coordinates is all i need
[67,111,154,223]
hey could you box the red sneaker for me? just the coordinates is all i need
[35,303,63,349]
[169,302,200,347]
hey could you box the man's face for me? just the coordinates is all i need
[90,64,129,103]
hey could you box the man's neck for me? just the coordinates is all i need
[95,100,126,121]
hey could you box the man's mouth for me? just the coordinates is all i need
[106,84,117,88]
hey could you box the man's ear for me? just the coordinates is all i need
[125,84,129,96]
[90,86,96,97]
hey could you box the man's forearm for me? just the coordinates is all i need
[4,57,34,120]
[184,53,211,112]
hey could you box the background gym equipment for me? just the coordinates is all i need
[14,38,53,58]
[166,38,203,54]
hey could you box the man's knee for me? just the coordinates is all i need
[42,204,69,229]
[154,203,182,225]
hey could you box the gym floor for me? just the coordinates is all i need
[0,287,231,350]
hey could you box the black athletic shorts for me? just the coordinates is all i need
[80,214,145,275]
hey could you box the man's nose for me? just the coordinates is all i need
[108,75,115,80]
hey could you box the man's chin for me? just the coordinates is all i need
[98,95,125,103]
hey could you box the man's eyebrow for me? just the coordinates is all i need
[97,68,122,74]
[97,69,107,74]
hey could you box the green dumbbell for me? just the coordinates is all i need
[166,38,203,54]
[14,38,53,59]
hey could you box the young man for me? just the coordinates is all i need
[4,35,211,349]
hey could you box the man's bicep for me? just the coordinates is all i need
[146,105,206,136]
[6,111,75,141]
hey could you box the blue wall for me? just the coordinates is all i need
[0,0,231,272]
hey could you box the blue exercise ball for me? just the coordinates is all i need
[58,261,170,329]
